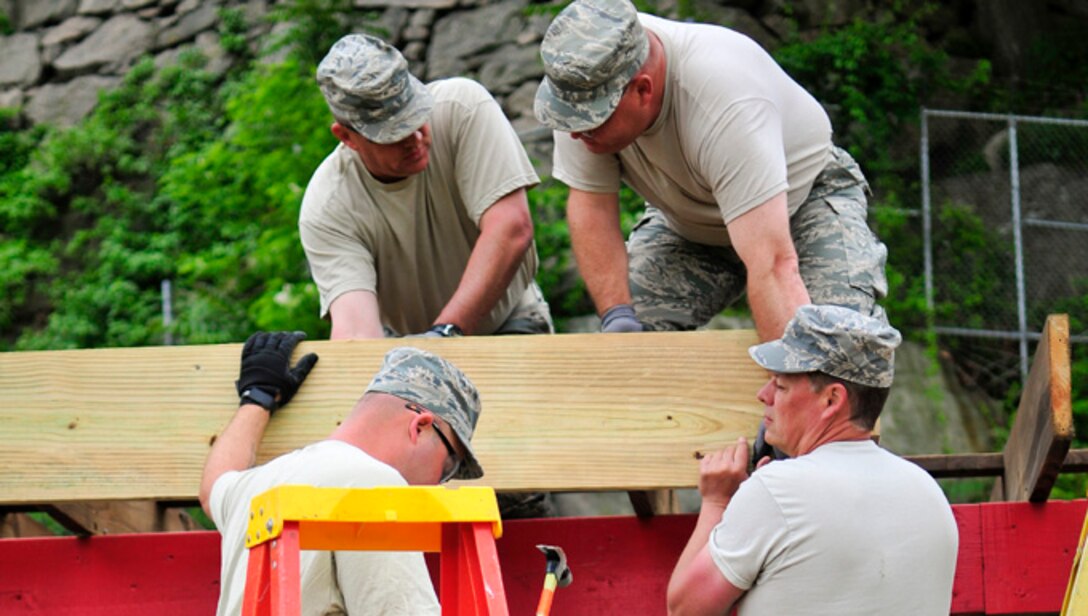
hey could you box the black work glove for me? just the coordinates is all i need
[235,331,319,413]
[600,304,644,333]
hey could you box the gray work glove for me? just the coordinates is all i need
[407,323,464,338]
[600,304,644,333]
[235,331,319,413]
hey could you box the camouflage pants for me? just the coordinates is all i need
[495,281,555,335]
[628,146,889,330]
[382,281,554,337]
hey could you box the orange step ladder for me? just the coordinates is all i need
[241,485,508,616]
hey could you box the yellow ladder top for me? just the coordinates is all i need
[245,485,503,552]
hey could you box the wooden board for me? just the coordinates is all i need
[1001,314,1073,502]
[0,331,766,504]
[1,500,1083,615]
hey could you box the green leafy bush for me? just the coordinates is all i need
[773,8,987,178]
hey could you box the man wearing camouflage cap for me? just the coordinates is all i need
[667,305,958,615]
[300,33,553,341]
[535,0,888,343]
[200,331,483,615]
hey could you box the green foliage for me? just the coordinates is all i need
[1012,21,1088,114]
[4,53,227,350]
[158,59,334,343]
[773,7,987,177]
[266,0,373,66]
[0,10,12,35]
[218,7,250,57]
[1014,122,1088,167]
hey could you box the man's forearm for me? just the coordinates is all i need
[435,194,534,334]
[568,190,631,314]
[746,262,810,341]
[436,229,529,334]
[198,404,271,516]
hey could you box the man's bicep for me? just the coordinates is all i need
[478,188,532,233]
[670,546,746,615]
[726,192,795,270]
[329,290,384,339]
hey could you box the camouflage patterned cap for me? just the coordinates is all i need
[748,305,902,388]
[317,34,433,145]
[366,347,483,480]
[534,0,649,132]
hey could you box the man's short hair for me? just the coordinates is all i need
[806,372,890,430]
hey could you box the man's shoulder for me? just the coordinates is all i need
[427,77,493,106]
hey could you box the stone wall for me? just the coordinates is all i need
[4,0,1085,158]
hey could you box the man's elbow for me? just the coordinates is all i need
[666,577,690,616]
[504,211,535,253]
[198,476,215,519]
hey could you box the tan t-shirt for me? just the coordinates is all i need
[210,440,441,616]
[553,14,832,247]
[300,78,540,335]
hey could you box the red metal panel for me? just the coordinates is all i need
[495,514,697,616]
[0,531,220,615]
[1,502,1084,615]
[950,504,985,615]
[980,499,1087,614]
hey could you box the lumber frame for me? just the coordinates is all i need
[906,448,1088,478]
[0,331,766,506]
[994,314,1073,502]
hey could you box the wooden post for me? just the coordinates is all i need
[998,314,1073,502]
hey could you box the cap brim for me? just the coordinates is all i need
[357,75,435,144]
[748,339,823,375]
[533,76,622,133]
[449,426,484,480]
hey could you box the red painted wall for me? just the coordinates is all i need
[0,501,1083,615]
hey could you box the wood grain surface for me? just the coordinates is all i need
[0,331,766,504]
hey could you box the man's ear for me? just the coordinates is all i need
[821,383,848,420]
[330,122,355,148]
[632,73,654,105]
[406,411,429,445]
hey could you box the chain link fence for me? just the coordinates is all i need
[920,109,1088,395]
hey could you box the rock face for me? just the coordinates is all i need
[0,0,1082,132]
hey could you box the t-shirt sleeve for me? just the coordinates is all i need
[298,196,378,318]
[695,98,789,223]
[445,80,539,223]
[551,129,622,194]
[708,475,789,590]
[208,469,243,529]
